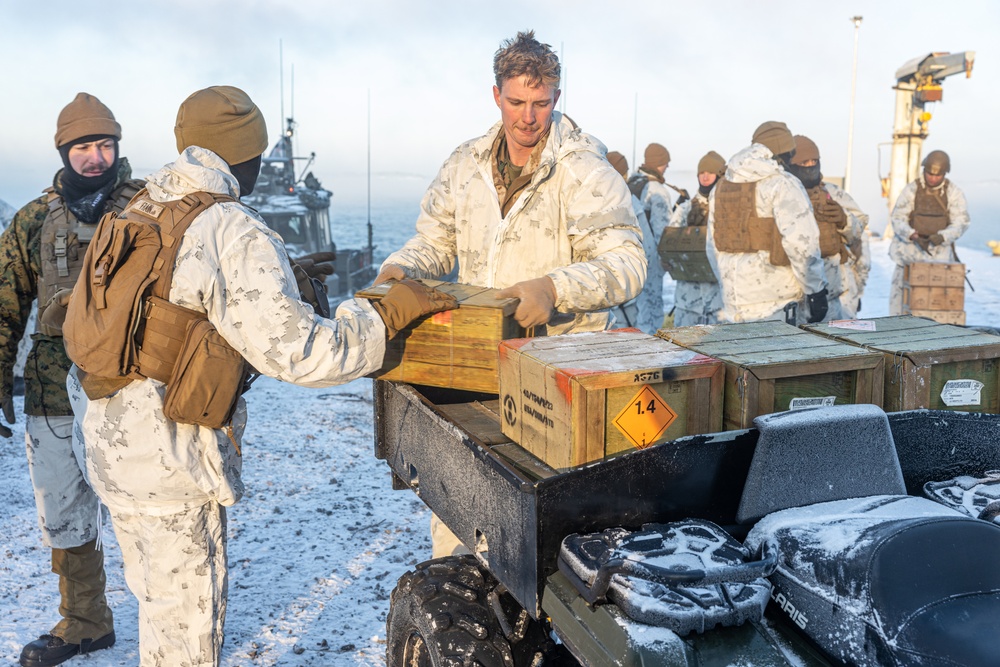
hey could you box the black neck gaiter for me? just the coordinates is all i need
[788,162,823,189]
[57,138,120,224]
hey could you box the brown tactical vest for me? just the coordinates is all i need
[910,180,951,236]
[64,189,237,398]
[37,181,142,335]
[687,196,709,227]
[805,185,848,260]
[712,179,790,266]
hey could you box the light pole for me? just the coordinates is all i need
[845,15,863,192]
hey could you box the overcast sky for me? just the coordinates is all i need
[2,0,997,233]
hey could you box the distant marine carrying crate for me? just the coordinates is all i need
[356,280,524,393]
[802,315,1000,413]
[658,321,884,431]
[498,329,724,470]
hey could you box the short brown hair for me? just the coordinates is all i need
[493,31,561,90]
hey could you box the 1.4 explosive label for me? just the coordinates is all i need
[613,385,677,449]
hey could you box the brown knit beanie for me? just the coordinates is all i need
[791,135,820,165]
[643,143,670,169]
[606,151,628,177]
[174,86,268,165]
[697,150,726,177]
[752,121,795,156]
[55,93,122,148]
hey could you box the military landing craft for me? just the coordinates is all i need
[244,117,377,299]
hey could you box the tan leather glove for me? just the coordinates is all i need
[39,288,74,334]
[370,279,458,339]
[373,264,406,286]
[928,233,945,247]
[495,276,557,328]
[910,232,931,252]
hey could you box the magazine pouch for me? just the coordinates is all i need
[162,318,248,429]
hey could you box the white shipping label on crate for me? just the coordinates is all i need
[789,396,837,410]
[829,319,877,331]
[940,379,984,407]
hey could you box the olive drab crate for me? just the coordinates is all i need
[657,226,718,283]
[802,316,1000,413]
[658,321,884,431]
[498,329,724,470]
[902,262,966,325]
[356,280,524,393]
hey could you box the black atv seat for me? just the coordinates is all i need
[740,405,1000,666]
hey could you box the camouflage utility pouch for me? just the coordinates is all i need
[162,318,248,429]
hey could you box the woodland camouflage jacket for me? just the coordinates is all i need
[0,160,141,415]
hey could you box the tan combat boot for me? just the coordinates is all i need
[19,539,116,667]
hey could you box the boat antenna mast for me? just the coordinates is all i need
[367,88,374,258]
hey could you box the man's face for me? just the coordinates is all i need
[925,171,945,188]
[698,172,718,188]
[493,76,560,157]
[68,138,116,177]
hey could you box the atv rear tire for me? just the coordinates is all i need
[387,554,568,667]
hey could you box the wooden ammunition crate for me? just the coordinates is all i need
[802,316,1000,413]
[498,329,724,469]
[903,262,965,325]
[658,226,717,283]
[356,280,523,393]
[658,321,884,431]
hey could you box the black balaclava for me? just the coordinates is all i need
[788,161,823,189]
[698,176,719,198]
[57,134,120,224]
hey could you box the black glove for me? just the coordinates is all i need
[806,288,829,324]
[291,251,336,279]
[0,393,14,439]
[291,262,332,319]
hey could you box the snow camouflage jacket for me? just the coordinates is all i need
[68,147,387,516]
[889,176,970,267]
[610,194,656,332]
[707,144,826,323]
[824,182,870,318]
[381,112,646,335]
[0,160,142,416]
[668,193,723,326]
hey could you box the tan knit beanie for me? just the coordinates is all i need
[791,135,820,165]
[752,121,795,156]
[174,86,268,165]
[697,150,726,177]
[606,151,628,177]
[55,93,122,148]
[643,143,670,169]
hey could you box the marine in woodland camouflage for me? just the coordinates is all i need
[0,160,141,416]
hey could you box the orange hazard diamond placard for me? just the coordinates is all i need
[613,385,677,449]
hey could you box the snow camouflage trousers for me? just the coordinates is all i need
[25,414,100,548]
[112,502,228,667]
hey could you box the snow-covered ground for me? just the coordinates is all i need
[2,236,999,666]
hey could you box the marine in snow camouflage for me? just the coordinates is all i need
[381,112,646,336]
[69,146,388,666]
[888,176,970,315]
[707,143,826,324]
[668,193,723,326]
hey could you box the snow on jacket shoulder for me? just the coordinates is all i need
[381,112,646,335]
[707,144,825,323]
